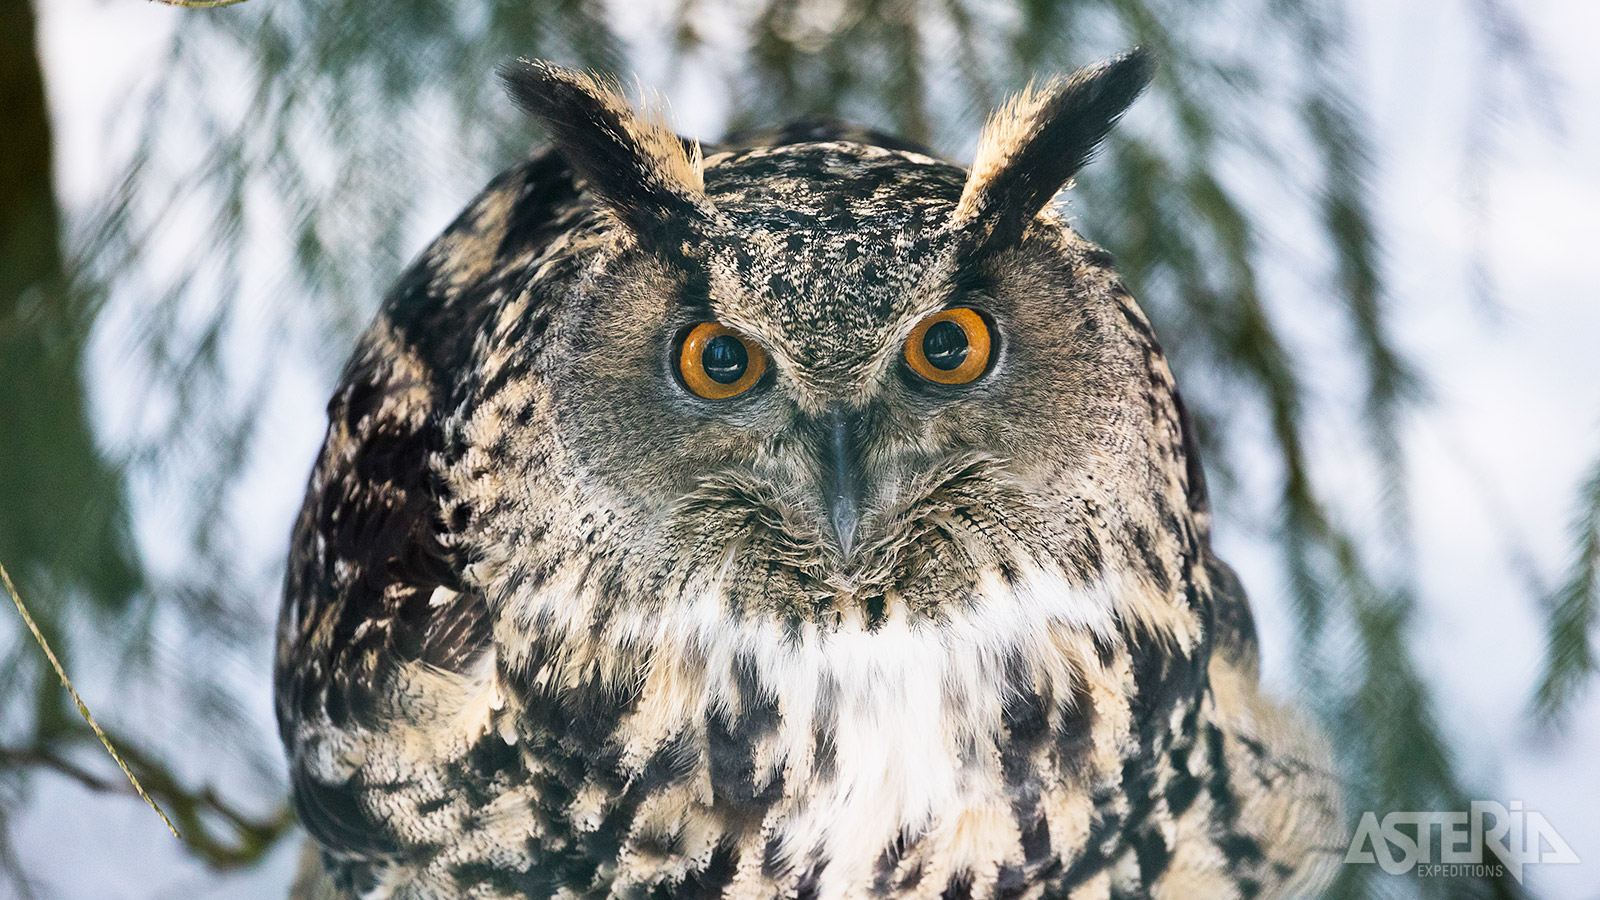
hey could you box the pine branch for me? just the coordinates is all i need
[1533,450,1600,722]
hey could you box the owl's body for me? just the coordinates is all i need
[277,55,1342,900]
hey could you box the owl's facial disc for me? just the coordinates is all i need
[665,302,1002,558]
[512,51,1161,615]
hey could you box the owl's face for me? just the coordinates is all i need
[487,54,1193,630]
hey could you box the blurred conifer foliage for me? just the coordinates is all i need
[0,0,1585,896]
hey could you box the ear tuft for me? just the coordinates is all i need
[955,48,1154,251]
[500,59,711,249]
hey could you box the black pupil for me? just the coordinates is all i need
[702,335,749,384]
[922,320,970,370]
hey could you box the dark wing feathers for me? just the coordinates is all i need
[276,152,587,857]
[1205,552,1261,680]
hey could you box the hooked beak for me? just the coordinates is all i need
[818,409,866,557]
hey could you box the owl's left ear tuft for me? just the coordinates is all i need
[955,48,1154,252]
[500,59,712,251]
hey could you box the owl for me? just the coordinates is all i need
[276,50,1344,900]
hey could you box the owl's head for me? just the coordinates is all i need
[475,52,1203,639]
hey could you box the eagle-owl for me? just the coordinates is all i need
[276,51,1344,900]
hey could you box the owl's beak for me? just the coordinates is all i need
[819,409,865,557]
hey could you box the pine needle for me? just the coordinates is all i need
[0,559,181,840]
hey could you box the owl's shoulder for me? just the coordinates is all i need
[275,150,592,802]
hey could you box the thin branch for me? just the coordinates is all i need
[0,737,295,870]
[0,560,179,839]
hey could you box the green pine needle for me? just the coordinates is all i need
[1534,453,1600,721]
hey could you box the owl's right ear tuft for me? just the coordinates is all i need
[500,59,713,252]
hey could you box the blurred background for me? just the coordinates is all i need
[1,0,1597,897]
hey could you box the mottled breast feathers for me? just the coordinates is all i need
[276,51,1344,900]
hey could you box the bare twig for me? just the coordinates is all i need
[0,739,295,869]
[0,559,181,840]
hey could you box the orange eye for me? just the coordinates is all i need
[904,308,992,385]
[678,322,768,400]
